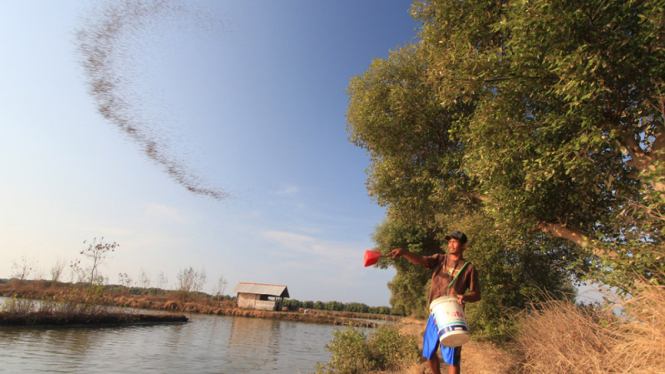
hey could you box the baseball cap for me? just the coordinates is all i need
[445,231,467,244]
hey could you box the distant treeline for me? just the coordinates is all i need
[282,299,392,315]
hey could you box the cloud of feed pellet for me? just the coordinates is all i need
[76,0,229,200]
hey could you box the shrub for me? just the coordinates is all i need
[315,324,373,374]
[314,324,419,374]
[367,324,420,370]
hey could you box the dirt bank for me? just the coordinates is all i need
[396,317,519,374]
[0,311,188,327]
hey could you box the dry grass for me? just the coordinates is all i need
[515,298,616,373]
[515,285,665,374]
[609,286,665,373]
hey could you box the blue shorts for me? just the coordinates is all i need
[423,315,462,366]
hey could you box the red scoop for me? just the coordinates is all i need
[364,250,387,267]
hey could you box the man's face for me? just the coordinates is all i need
[448,238,466,254]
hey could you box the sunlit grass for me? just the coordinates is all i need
[514,284,665,374]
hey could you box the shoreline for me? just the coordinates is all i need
[0,311,188,327]
[0,283,395,328]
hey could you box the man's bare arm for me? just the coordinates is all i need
[388,248,429,267]
[457,290,481,305]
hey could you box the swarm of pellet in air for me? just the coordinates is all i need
[76,0,228,200]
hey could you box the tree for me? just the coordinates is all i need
[72,238,118,286]
[347,43,474,229]
[346,39,582,332]
[50,258,67,284]
[138,268,151,289]
[118,272,133,288]
[214,275,227,301]
[69,261,86,284]
[11,255,37,283]
[343,1,665,339]
[348,0,665,298]
[412,0,665,276]
[176,266,207,297]
[324,301,345,311]
[156,271,168,290]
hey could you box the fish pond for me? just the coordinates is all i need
[0,298,339,374]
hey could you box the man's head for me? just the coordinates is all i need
[445,231,467,254]
[445,231,467,244]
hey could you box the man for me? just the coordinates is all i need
[389,231,481,374]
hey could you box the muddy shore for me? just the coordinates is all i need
[0,311,188,327]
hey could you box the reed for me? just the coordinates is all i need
[1,289,187,326]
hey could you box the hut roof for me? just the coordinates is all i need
[230,282,290,298]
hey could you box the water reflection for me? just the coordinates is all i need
[227,317,281,372]
[0,301,334,374]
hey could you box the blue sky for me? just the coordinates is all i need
[0,1,418,306]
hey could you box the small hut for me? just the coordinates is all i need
[231,282,290,311]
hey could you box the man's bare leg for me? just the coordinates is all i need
[449,363,460,374]
[428,357,441,374]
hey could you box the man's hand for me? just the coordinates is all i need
[389,248,408,259]
[388,248,429,267]
[457,291,481,304]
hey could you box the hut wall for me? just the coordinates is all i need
[255,300,277,311]
[237,293,259,309]
[237,293,277,310]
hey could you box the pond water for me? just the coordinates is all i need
[0,298,337,374]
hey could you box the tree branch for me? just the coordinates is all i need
[535,222,588,247]
[535,221,616,259]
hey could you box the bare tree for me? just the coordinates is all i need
[69,260,87,284]
[138,268,151,289]
[214,275,228,301]
[193,267,206,293]
[156,271,168,290]
[118,272,133,288]
[11,255,36,283]
[78,238,118,285]
[176,267,206,296]
[50,258,67,284]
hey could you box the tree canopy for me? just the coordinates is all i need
[347,0,665,338]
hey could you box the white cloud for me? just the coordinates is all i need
[260,230,362,266]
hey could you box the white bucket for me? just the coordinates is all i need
[429,296,470,347]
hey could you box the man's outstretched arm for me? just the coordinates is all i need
[389,248,429,267]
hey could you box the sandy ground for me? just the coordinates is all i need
[398,317,519,374]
